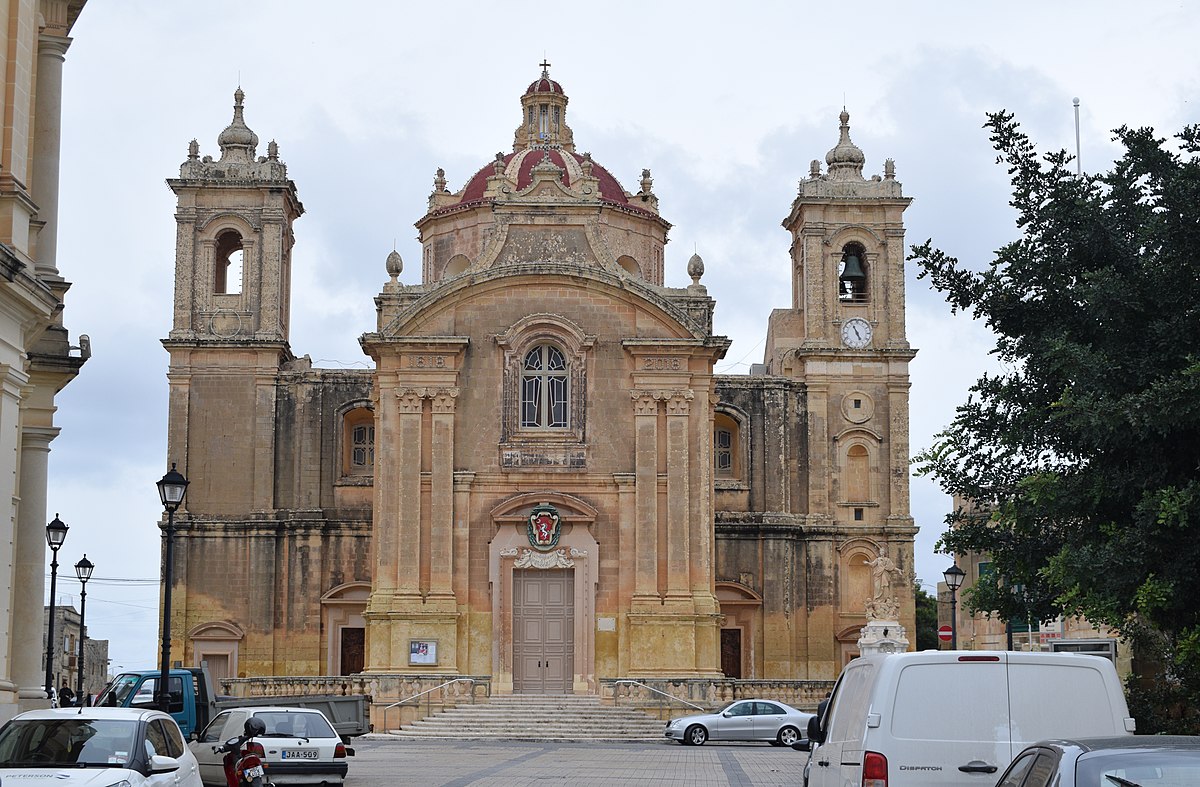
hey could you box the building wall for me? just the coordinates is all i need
[0,0,88,722]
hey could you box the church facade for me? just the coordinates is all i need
[162,67,916,693]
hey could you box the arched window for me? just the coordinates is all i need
[342,407,375,475]
[838,242,868,303]
[214,230,244,295]
[714,412,741,479]
[521,345,568,428]
[845,443,870,501]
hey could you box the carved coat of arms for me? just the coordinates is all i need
[526,503,561,551]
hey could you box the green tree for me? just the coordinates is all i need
[910,112,1200,733]
[914,582,940,651]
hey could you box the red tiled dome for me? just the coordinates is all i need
[525,76,564,95]
[450,148,638,211]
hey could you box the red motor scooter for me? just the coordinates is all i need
[217,717,274,787]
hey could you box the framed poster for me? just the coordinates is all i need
[409,639,437,666]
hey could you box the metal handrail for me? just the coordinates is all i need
[613,679,707,713]
[382,678,482,734]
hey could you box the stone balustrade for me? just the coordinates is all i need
[600,678,836,720]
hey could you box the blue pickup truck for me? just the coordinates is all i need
[95,668,370,742]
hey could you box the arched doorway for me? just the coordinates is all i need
[189,621,244,684]
[321,582,369,675]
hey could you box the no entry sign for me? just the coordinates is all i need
[937,625,953,642]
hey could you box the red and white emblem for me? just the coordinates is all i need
[527,504,561,551]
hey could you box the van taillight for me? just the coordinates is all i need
[957,655,1000,662]
[862,751,887,787]
[334,742,347,758]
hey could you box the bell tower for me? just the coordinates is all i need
[162,89,304,515]
[764,110,917,661]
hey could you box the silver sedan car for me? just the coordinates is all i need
[995,736,1200,786]
[664,699,814,746]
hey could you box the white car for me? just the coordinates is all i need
[664,699,814,746]
[190,706,352,786]
[0,706,203,786]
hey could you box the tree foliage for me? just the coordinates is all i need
[910,112,1200,732]
[914,582,940,651]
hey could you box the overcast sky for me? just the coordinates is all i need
[44,2,1199,673]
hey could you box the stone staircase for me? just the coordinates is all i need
[388,693,668,741]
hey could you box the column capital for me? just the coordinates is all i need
[430,387,459,414]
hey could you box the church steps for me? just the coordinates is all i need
[388,694,668,741]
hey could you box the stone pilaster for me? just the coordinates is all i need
[13,426,55,706]
[664,390,692,606]
[31,33,71,280]
[428,389,457,601]
[631,392,658,604]
[395,388,424,596]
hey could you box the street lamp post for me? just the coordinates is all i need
[44,515,69,699]
[74,555,93,706]
[156,464,189,714]
[943,563,966,650]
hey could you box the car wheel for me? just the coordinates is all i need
[777,726,800,746]
[685,724,708,746]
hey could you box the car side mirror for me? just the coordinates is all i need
[148,755,181,775]
[791,739,811,752]
[345,747,355,757]
[722,711,732,718]
[806,715,825,744]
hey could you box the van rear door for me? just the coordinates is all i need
[808,659,876,786]
[884,654,1011,784]
[1007,653,1133,755]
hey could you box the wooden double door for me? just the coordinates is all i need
[513,569,574,693]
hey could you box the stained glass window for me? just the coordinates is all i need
[521,345,568,428]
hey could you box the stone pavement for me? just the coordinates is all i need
[346,736,810,785]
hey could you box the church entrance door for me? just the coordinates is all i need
[513,569,574,694]
[721,629,742,678]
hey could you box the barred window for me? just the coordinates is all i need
[521,345,568,429]
[351,424,374,468]
[342,406,375,476]
[715,428,733,474]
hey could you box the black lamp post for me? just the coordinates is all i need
[74,555,93,706]
[156,464,188,714]
[44,514,69,699]
[943,563,966,650]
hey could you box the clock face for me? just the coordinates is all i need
[841,318,873,349]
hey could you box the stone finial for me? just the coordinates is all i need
[640,168,653,194]
[268,140,279,161]
[493,152,506,176]
[687,252,705,284]
[434,167,447,193]
[580,152,593,177]
[188,139,200,160]
[884,158,895,179]
[809,159,821,178]
[386,249,404,281]
[825,108,866,181]
[217,87,259,162]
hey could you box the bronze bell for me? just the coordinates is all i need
[840,252,866,282]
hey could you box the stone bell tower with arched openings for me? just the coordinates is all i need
[761,109,917,672]
[163,88,304,516]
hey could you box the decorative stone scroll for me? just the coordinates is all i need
[396,387,459,414]
[500,546,586,570]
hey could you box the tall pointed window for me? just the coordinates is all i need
[521,344,568,428]
[214,230,244,295]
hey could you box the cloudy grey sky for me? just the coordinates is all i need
[45,2,1199,672]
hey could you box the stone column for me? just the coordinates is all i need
[395,389,425,595]
[451,472,474,603]
[31,34,70,280]
[664,391,692,602]
[631,392,658,601]
[887,378,911,514]
[12,426,56,705]
[0,364,29,715]
[428,389,457,599]
[807,383,830,514]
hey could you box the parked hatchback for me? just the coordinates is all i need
[0,706,202,786]
[190,706,352,786]
[995,736,1200,787]
[664,699,814,746]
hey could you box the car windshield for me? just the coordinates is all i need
[1078,749,1200,786]
[253,712,336,739]
[0,718,139,768]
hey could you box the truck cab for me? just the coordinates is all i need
[96,668,216,740]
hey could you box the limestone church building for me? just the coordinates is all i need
[162,66,917,693]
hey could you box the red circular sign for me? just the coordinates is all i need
[937,625,953,642]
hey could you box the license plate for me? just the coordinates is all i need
[282,749,319,760]
[243,765,265,778]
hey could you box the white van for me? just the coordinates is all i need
[803,651,1135,787]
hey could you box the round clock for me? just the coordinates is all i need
[841,318,873,349]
